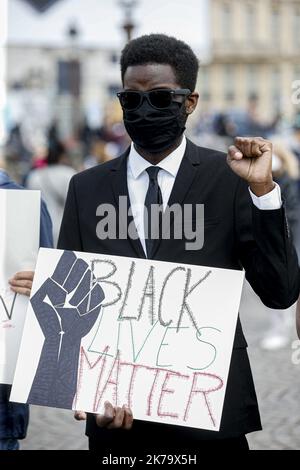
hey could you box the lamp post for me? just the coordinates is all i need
[56,22,82,140]
[119,0,138,42]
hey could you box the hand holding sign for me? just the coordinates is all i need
[9,271,34,297]
[11,249,244,431]
[74,401,133,430]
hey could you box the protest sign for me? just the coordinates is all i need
[11,248,244,431]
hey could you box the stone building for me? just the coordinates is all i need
[198,0,300,120]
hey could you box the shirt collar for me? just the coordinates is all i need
[128,136,187,179]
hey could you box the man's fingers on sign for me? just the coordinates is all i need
[123,406,134,430]
[9,271,34,297]
[106,406,125,430]
[96,401,115,428]
[96,402,133,430]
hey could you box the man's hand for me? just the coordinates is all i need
[227,137,275,197]
[74,401,133,430]
[9,271,34,297]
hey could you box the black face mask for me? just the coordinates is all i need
[123,100,187,154]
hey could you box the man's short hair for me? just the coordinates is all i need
[120,34,199,92]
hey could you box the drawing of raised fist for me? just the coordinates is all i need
[27,250,105,409]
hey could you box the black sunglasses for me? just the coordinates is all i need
[117,88,191,111]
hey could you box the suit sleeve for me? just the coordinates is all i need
[235,177,300,309]
[57,176,83,252]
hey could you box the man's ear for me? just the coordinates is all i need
[186,92,199,115]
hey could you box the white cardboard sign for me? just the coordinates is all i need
[11,248,244,431]
[0,189,40,384]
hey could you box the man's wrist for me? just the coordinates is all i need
[249,180,275,197]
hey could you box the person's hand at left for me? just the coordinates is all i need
[9,271,34,297]
[227,136,275,197]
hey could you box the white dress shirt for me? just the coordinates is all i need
[127,136,282,254]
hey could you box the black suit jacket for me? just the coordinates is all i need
[58,139,300,446]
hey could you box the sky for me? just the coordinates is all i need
[7,0,210,57]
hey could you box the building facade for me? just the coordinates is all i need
[198,0,300,120]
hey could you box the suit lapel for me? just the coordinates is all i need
[167,139,201,207]
[110,149,146,259]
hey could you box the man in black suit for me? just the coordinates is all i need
[58,34,300,451]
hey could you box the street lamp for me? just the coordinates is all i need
[119,0,138,42]
[56,22,82,140]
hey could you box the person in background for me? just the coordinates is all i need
[287,114,300,197]
[26,142,76,246]
[243,94,280,137]
[0,158,53,451]
[260,141,300,350]
[82,139,113,170]
[271,140,299,234]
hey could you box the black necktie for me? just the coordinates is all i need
[144,166,163,258]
